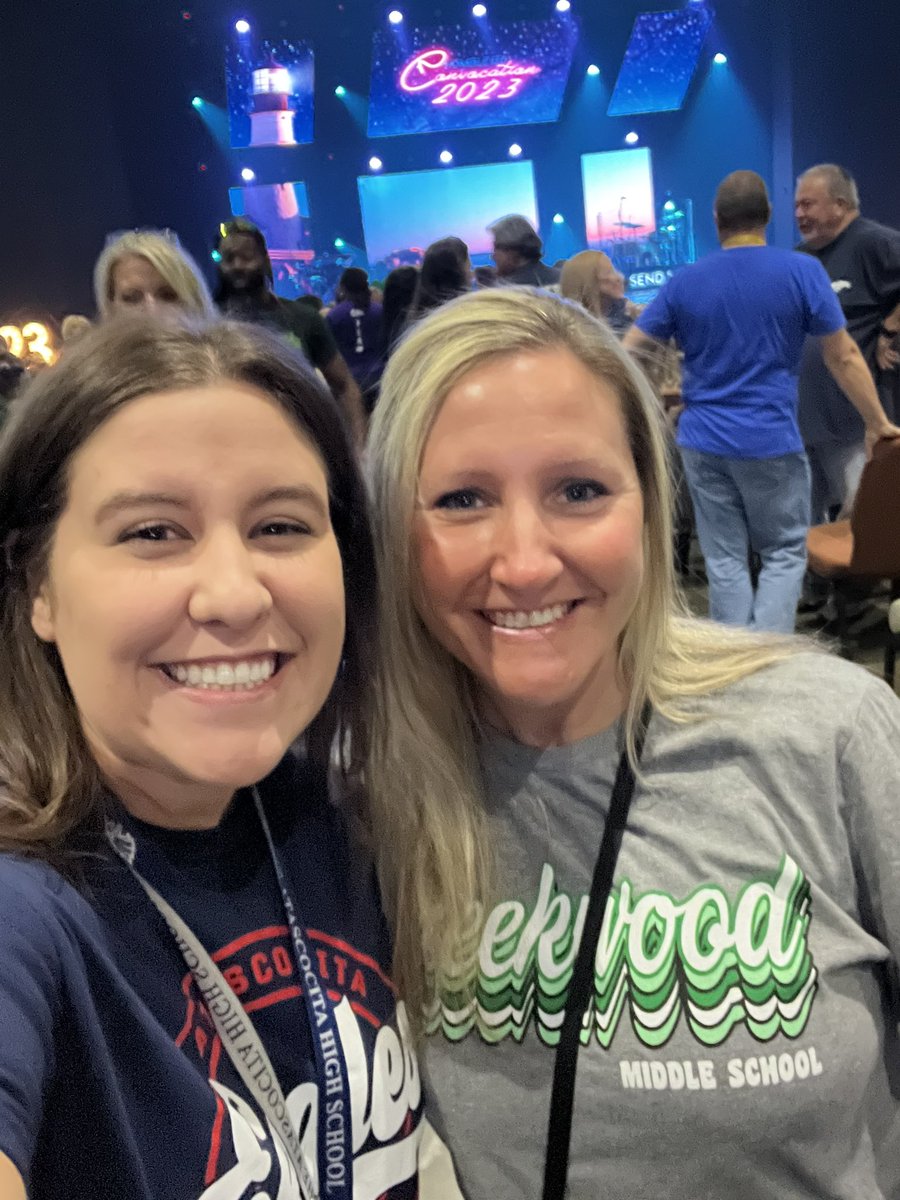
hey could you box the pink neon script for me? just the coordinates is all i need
[398,46,542,105]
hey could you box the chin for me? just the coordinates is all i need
[173,739,288,791]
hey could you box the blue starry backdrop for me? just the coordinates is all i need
[608,5,713,116]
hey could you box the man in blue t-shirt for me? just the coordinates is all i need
[624,170,898,634]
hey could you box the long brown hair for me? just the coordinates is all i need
[0,317,376,869]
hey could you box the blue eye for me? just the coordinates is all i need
[562,480,608,503]
[434,489,484,511]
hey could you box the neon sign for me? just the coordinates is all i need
[398,46,542,106]
[0,323,57,365]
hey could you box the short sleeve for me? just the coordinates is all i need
[867,230,900,314]
[802,256,846,336]
[635,279,678,342]
[840,680,900,988]
[301,311,340,372]
[0,863,62,1180]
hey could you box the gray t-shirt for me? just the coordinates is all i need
[422,653,900,1199]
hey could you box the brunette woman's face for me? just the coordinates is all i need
[31,384,346,815]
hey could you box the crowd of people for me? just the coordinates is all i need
[0,162,899,1200]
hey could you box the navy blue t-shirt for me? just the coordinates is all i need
[0,755,422,1199]
[637,245,845,459]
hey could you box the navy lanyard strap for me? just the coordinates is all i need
[541,704,651,1200]
[252,787,354,1200]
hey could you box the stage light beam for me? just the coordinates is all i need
[713,52,728,64]
[234,19,250,33]
[625,131,639,144]
[439,149,454,164]
[334,238,346,249]
[240,167,256,182]
[369,156,383,171]
[472,3,487,14]
[555,0,571,11]
[388,10,404,24]
[211,250,222,263]
[191,96,204,108]
[335,85,347,97]
[586,64,600,76]
[508,143,522,157]
[552,213,565,225]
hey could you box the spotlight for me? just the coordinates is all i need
[586,64,600,76]
[555,0,571,11]
[552,213,564,225]
[191,96,203,108]
[234,18,250,33]
[625,131,639,144]
[211,250,222,263]
[369,156,383,170]
[508,143,522,158]
[472,2,487,14]
[240,167,256,182]
[388,9,404,23]
[713,52,728,64]
[663,199,676,213]
[439,149,453,164]
[335,85,347,97]
[334,237,346,249]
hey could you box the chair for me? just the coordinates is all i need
[806,437,900,683]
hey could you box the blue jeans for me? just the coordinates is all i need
[680,448,811,634]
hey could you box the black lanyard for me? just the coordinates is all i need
[541,705,651,1200]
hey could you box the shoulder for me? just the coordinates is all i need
[0,855,104,965]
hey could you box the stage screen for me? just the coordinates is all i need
[367,19,577,138]
[607,6,712,116]
[358,161,538,268]
[582,148,656,247]
[229,182,314,298]
[226,39,314,148]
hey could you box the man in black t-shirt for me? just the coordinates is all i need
[795,164,900,524]
[487,215,561,289]
[215,220,366,445]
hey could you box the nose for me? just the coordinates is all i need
[187,528,273,629]
[488,499,563,593]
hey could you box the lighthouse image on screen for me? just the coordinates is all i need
[226,38,314,148]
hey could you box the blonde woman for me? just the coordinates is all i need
[93,229,215,319]
[559,249,638,335]
[366,286,900,1200]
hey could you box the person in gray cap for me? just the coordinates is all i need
[488,214,561,287]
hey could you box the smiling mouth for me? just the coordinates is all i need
[481,601,580,630]
[156,652,290,692]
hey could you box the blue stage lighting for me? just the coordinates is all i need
[552,213,564,225]
[388,10,404,24]
[234,19,250,33]
[625,130,639,144]
[191,96,203,108]
[439,149,454,164]
[508,143,523,157]
[335,85,347,97]
[586,64,601,76]
[663,199,676,212]
[472,3,487,14]
[211,250,222,263]
[334,237,346,249]
[555,0,571,11]
[369,156,383,171]
[713,52,728,64]
[240,167,256,182]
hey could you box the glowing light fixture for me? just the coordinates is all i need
[334,237,346,249]
[369,156,383,170]
[472,3,487,14]
[211,250,222,263]
[240,167,256,182]
[191,96,203,108]
[663,199,676,212]
[508,143,522,158]
[335,85,347,97]
[555,0,571,11]
[552,213,565,225]
[234,19,250,33]
[388,10,404,24]
[713,51,728,64]
[624,130,639,144]
[586,64,601,76]
[439,149,453,164]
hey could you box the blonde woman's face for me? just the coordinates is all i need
[414,346,645,744]
[30,383,346,819]
[109,254,182,314]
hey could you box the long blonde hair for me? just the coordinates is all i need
[93,230,215,319]
[559,249,618,319]
[366,287,802,1021]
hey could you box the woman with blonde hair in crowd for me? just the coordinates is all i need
[366,285,900,1200]
[93,229,215,320]
[559,249,639,336]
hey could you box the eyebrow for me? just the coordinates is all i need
[95,485,328,524]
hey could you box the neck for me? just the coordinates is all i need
[721,230,767,248]
[479,678,629,749]
[95,750,236,830]
[818,211,858,249]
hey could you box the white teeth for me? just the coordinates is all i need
[487,603,571,630]
[162,655,278,691]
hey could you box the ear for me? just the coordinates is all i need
[31,583,56,643]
